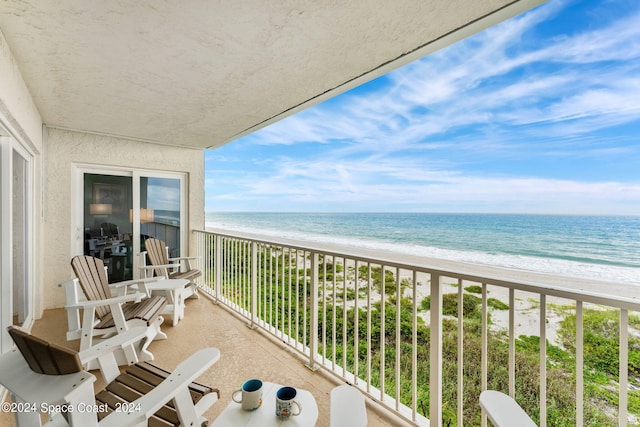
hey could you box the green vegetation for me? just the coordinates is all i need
[213,246,636,426]
[465,285,484,294]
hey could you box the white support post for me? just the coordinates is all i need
[429,273,442,427]
[620,309,629,427]
[481,283,488,427]
[576,301,584,427]
[250,241,258,329]
[306,251,319,371]
[540,294,547,427]
[214,234,222,301]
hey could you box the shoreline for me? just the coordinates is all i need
[207,225,640,300]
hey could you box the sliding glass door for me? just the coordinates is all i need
[1,133,34,352]
[77,168,185,282]
[11,148,30,326]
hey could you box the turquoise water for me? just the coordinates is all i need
[205,212,640,284]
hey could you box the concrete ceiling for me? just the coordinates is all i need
[0,1,544,150]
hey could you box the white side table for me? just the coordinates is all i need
[211,381,318,426]
[145,278,189,326]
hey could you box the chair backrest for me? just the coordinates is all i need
[71,255,112,319]
[7,326,83,375]
[145,238,169,276]
[330,385,367,427]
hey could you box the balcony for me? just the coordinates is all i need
[190,228,640,427]
[0,282,395,427]
[3,227,638,427]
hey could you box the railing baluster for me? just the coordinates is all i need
[540,294,547,427]
[429,273,442,427]
[288,248,293,345]
[380,264,386,402]
[332,256,337,371]
[366,262,372,394]
[250,241,257,328]
[268,245,273,329]
[214,234,221,300]
[232,239,237,308]
[395,266,401,411]
[307,251,319,370]
[303,251,308,354]
[261,244,265,327]
[342,257,347,378]
[279,247,286,339]
[576,301,584,427]
[620,309,629,427]
[481,282,488,427]
[354,260,360,384]
[457,278,463,427]
[413,271,419,422]
[322,256,327,366]
[509,288,515,398]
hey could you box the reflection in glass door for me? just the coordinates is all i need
[83,174,133,281]
[140,176,181,258]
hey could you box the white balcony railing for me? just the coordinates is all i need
[193,228,640,427]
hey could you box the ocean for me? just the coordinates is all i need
[205,212,640,285]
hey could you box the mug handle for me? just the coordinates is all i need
[232,389,243,403]
[291,400,303,416]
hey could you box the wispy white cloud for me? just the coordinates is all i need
[206,0,640,214]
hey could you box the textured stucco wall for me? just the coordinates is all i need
[43,127,204,309]
[0,28,42,150]
[0,27,45,320]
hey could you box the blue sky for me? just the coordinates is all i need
[205,0,640,214]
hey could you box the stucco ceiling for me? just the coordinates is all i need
[0,1,544,149]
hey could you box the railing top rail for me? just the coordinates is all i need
[194,228,640,311]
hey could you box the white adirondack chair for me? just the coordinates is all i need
[140,238,201,299]
[65,255,169,367]
[480,390,538,427]
[0,325,220,427]
[330,384,368,427]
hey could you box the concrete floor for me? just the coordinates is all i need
[2,294,413,426]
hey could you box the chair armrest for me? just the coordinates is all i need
[168,256,200,261]
[140,263,179,270]
[65,292,145,309]
[109,276,166,289]
[78,326,149,384]
[99,347,221,427]
[77,326,148,365]
[0,350,96,408]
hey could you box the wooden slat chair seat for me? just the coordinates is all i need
[3,326,221,427]
[141,238,201,300]
[94,295,167,329]
[96,362,220,427]
[70,255,169,366]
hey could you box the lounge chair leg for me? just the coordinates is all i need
[189,284,200,299]
[152,317,168,341]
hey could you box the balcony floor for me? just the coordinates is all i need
[2,294,406,426]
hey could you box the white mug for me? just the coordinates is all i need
[232,379,263,411]
[276,386,302,419]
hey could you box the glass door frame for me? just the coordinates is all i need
[1,131,35,352]
[73,165,187,280]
